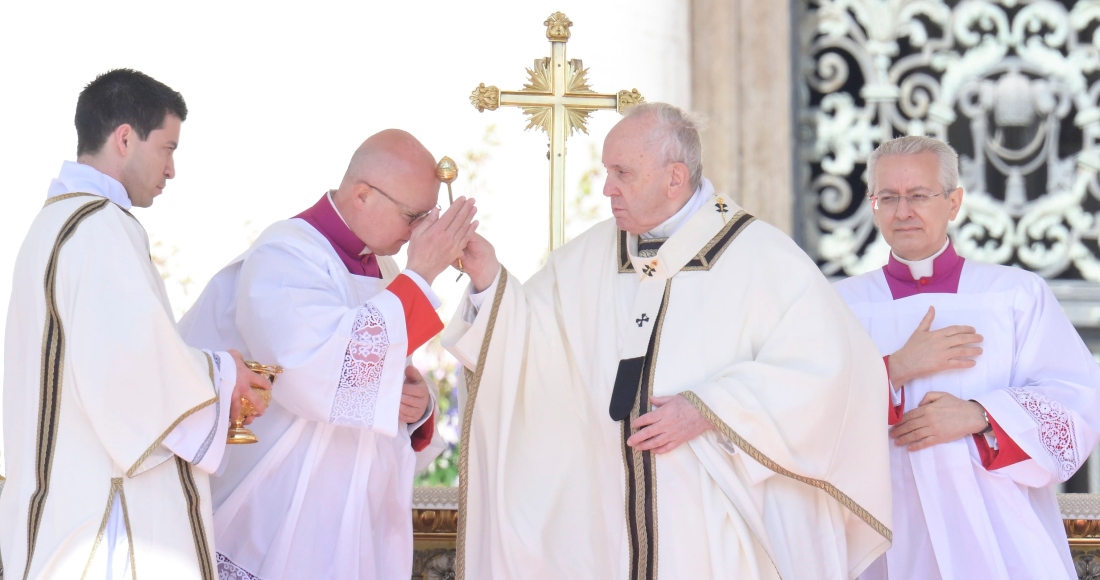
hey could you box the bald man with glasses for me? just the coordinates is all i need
[178,129,476,580]
[835,136,1100,580]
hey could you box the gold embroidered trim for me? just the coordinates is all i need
[205,352,215,390]
[117,481,137,580]
[126,395,217,478]
[645,283,669,578]
[80,479,121,580]
[621,279,671,580]
[618,210,755,273]
[42,192,102,207]
[456,268,509,580]
[25,198,111,580]
[682,211,755,271]
[175,457,214,580]
[678,391,892,542]
[127,349,217,478]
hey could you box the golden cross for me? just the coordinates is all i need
[470,12,644,251]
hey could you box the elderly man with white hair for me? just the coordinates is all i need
[444,102,893,579]
[835,136,1100,580]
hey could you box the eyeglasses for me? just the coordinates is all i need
[870,191,950,211]
[362,181,437,226]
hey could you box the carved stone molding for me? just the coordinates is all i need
[1076,549,1100,580]
[412,548,456,580]
[413,508,458,537]
[1062,493,1100,521]
[407,491,1100,578]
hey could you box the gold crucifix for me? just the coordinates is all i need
[470,12,644,251]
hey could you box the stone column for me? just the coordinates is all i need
[690,0,794,235]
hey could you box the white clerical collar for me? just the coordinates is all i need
[892,239,949,280]
[326,190,374,255]
[641,178,715,239]
[46,161,132,210]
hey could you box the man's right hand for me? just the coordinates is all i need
[406,197,478,285]
[889,306,983,387]
[228,349,272,426]
[458,232,500,293]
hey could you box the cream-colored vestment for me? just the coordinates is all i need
[445,185,893,580]
[2,186,234,580]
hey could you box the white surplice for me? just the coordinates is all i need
[2,162,236,580]
[444,181,893,580]
[836,258,1100,580]
[178,217,442,580]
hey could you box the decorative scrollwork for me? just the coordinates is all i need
[545,11,572,41]
[412,547,457,580]
[469,83,500,112]
[800,0,1100,281]
[413,508,459,535]
[617,88,646,114]
[1074,549,1100,580]
[1067,519,1100,539]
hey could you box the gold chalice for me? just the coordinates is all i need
[227,361,282,445]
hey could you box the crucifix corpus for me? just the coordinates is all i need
[469,11,645,251]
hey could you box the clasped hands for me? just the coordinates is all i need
[888,306,989,451]
[405,197,479,286]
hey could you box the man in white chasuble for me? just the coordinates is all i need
[177,130,476,580]
[0,69,273,580]
[445,102,893,580]
[835,136,1100,580]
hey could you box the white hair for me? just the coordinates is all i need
[866,135,959,194]
[624,102,705,191]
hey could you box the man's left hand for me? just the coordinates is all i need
[890,391,988,451]
[626,395,712,454]
[400,365,431,424]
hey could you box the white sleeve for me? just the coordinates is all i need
[465,268,502,321]
[890,384,903,407]
[236,242,411,437]
[162,350,237,473]
[972,276,1100,486]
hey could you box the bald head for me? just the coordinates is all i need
[332,129,441,256]
[338,129,437,195]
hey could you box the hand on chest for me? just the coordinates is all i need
[869,294,1016,401]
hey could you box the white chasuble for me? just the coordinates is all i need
[2,193,235,580]
[444,195,893,580]
[836,260,1100,580]
[178,218,442,580]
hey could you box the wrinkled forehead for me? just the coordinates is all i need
[603,116,656,163]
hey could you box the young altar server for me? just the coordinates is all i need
[178,129,475,579]
[835,136,1100,579]
[446,102,893,579]
[1,69,271,580]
